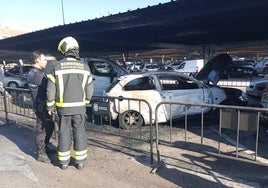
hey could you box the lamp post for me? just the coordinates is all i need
[61,0,65,25]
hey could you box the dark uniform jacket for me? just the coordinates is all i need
[28,67,49,119]
[46,57,93,115]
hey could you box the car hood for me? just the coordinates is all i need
[195,54,232,84]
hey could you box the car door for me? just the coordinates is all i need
[120,76,168,124]
[157,74,212,119]
[84,57,129,96]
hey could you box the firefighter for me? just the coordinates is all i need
[46,36,93,170]
[28,51,55,163]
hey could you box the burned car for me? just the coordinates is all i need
[82,57,129,96]
[105,71,248,129]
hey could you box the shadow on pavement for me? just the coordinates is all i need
[0,123,58,167]
[154,140,268,187]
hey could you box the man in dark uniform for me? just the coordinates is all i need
[46,36,93,170]
[28,51,55,163]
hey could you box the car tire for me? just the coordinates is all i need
[119,110,144,129]
[8,82,19,88]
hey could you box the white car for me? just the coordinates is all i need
[141,64,160,72]
[105,71,248,129]
[82,57,129,96]
[128,63,142,72]
[174,59,204,77]
[164,62,182,70]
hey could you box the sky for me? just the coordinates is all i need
[0,0,171,32]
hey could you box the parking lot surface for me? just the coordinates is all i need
[0,113,268,187]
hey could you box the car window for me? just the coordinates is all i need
[89,61,112,76]
[178,62,185,69]
[158,75,199,90]
[106,78,120,93]
[124,77,156,91]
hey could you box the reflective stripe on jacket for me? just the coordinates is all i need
[46,58,93,115]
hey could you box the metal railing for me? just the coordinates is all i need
[1,87,35,124]
[0,89,155,164]
[2,87,268,167]
[87,95,154,163]
[154,101,268,166]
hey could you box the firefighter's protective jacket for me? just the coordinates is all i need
[46,57,93,115]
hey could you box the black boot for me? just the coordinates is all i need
[76,159,88,170]
[45,143,57,154]
[37,150,51,163]
[60,163,69,170]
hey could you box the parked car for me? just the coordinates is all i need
[95,63,111,74]
[4,65,33,77]
[259,83,268,122]
[3,73,29,88]
[164,62,182,70]
[82,57,129,96]
[246,76,268,103]
[128,63,142,72]
[253,60,268,77]
[225,60,255,78]
[141,63,161,72]
[105,71,248,129]
[173,59,204,77]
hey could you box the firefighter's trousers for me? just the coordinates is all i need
[58,114,87,165]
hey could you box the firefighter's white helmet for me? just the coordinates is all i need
[57,36,79,54]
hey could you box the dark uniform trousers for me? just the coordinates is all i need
[58,114,87,165]
[35,110,54,152]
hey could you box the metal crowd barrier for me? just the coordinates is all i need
[87,96,154,164]
[154,101,268,166]
[2,87,268,167]
[1,87,35,124]
[0,89,155,164]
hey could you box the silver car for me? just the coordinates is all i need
[3,74,28,88]
[259,84,268,122]
[246,76,268,105]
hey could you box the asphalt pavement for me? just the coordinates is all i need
[1,117,268,188]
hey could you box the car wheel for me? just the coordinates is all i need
[8,82,19,88]
[119,110,144,129]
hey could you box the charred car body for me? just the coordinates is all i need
[82,57,129,96]
[105,70,247,129]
